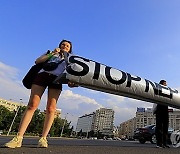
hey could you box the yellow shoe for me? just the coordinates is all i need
[5,136,23,148]
[38,137,48,148]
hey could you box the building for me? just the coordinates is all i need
[0,98,62,119]
[76,108,114,136]
[76,112,95,133]
[118,107,180,139]
[93,108,114,136]
[136,107,156,128]
[55,109,61,118]
[169,110,180,130]
[118,117,136,139]
[0,98,25,111]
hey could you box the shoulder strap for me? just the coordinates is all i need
[57,59,65,65]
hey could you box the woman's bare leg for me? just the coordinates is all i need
[18,84,46,137]
[41,88,61,137]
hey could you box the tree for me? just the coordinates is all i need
[50,117,62,137]
[77,129,83,137]
[0,105,72,137]
[50,117,72,137]
[89,130,94,137]
[27,109,45,135]
[0,105,14,131]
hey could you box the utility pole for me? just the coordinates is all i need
[7,99,22,136]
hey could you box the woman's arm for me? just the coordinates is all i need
[35,48,60,64]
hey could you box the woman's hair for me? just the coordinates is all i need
[159,80,166,85]
[58,39,72,53]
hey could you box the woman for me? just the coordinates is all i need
[5,40,75,148]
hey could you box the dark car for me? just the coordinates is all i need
[133,124,173,144]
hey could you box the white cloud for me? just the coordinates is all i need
[58,90,104,127]
[82,88,101,94]
[0,61,30,103]
[176,87,180,92]
[59,90,103,110]
[0,62,18,79]
[101,93,125,106]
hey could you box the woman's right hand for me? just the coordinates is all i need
[52,48,60,55]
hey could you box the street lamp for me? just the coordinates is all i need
[69,114,74,137]
[60,113,68,137]
[7,99,22,136]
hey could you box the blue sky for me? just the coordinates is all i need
[0,0,180,127]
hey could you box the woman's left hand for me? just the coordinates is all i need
[68,82,78,88]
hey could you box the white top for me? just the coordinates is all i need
[38,52,66,76]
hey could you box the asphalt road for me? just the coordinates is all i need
[0,136,179,154]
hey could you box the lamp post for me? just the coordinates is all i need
[69,114,74,137]
[60,113,68,137]
[86,116,91,138]
[7,99,22,136]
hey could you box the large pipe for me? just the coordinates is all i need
[55,53,180,109]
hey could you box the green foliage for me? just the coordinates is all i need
[12,106,26,132]
[0,105,14,131]
[27,109,45,135]
[0,105,72,137]
[50,117,72,137]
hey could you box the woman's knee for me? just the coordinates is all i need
[27,105,38,111]
[27,101,39,111]
[46,105,56,114]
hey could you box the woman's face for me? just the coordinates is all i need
[60,41,71,53]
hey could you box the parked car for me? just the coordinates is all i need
[113,137,121,141]
[133,124,173,144]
